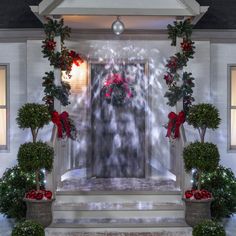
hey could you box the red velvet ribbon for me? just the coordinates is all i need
[51,111,71,138]
[166,111,185,139]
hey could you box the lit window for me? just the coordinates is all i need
[62,61,88,93]
[0,65,8,150]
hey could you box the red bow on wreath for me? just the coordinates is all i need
[166,111,185,139]
[51,111,71,138]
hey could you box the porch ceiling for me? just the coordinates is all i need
[33,0,207,31]
[38,0,201,16]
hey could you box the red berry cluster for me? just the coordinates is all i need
[164,73,174,86]
[184,189,212,200]
[181,40,193,52]
[25,190,53,200]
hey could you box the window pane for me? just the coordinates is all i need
[0,67,6,106]
[62,61,88,93]
[0,109,6,146]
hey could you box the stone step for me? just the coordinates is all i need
[54,201,184,211]
[46,218,192,236]
[45,229,192,236]
[55,191,183,204]
[54,210,184,220]
[49,217,189,228]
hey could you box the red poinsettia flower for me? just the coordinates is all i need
[194,191,203,200]
[25,189,53,200]
[184,189,212,200]
[45,190,53,200]
[185,190,193,199]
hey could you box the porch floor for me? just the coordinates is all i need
[58,177,178,192]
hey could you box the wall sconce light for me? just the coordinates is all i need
[112,16,125,35]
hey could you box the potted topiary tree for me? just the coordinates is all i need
[182,103,221,227]
[16,103,54,228]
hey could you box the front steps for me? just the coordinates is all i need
[46,190,192,236]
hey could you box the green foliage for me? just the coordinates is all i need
[165,72,195,112]
[43,18,70,42]
[167,19,193,46]
[192,220,226,236]
[187,103,221,130]
[183,142,220,173]
[18,142,54,173]
[42,71,71,109]
[200,166,236,219]
[11,220,45,236]
[16,103,51,132]
[0,166,43,220]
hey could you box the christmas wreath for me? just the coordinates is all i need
[101,73,134,106]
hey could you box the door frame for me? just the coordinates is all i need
[87,59,150,178]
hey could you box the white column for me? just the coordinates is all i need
[46,17,62,194]
[175,22,191,192]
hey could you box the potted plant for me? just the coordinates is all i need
[183,103,221,227]
[192,220,226,236]
[16,103,54,228]
[11,220,45,236]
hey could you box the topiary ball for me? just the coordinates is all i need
[17,142,54,173]
[187,103,221,130]
[193,220,226,236]
[11,220,45,236]
[200,165,236,220]
[0,166,43,220]
[183,142,220,173]
[16,103,51,131]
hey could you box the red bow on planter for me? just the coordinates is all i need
[51,111,71,138]
[166,111,185,139]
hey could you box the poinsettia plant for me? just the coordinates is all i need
[184,189,212,200]
[25,189,53,201]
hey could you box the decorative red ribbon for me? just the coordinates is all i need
[166,111,185,139]
[51,111,71,138]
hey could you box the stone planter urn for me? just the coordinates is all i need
[183,198,213,227]
[24,198,55,228]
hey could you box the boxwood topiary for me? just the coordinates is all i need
[17,142,54,191]
[200,165,236,219]
[11,220,45,236]
[187,103,221,143]
[183,142,220,190]
[192,220,226,236]
[0,166,43,220]
[16,103,51,142]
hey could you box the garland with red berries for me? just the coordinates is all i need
[42,18,82,140]
[164,19,196,139]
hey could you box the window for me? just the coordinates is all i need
[0,65,8,150]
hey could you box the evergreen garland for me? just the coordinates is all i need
[41,18,81,140]
[167,19,193,46]
[42,18,83,76]
[42,71,71,110]
[164,19,195,114]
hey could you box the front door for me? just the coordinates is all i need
[90,62,147,178]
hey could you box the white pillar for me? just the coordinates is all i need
[46,17,62,194]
